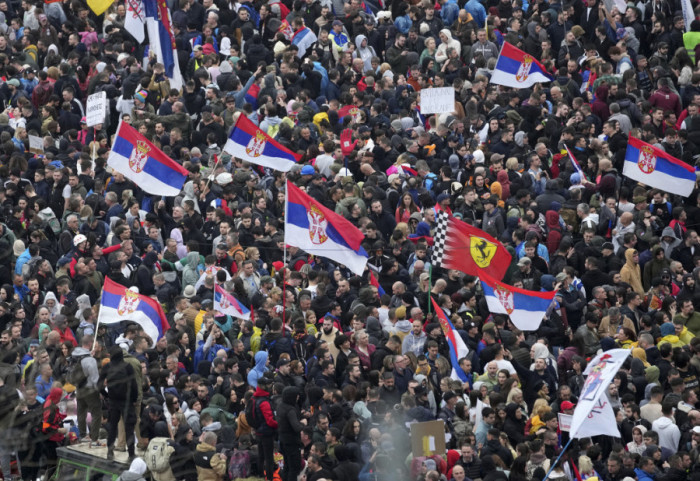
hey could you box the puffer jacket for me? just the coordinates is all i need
[193,443,226,481]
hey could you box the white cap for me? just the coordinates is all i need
[73,234,87,246]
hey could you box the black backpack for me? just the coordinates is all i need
[245,397,266,429]
[66,354,89,388]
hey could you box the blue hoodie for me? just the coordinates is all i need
[247,351,269,388]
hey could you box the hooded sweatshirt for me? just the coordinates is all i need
[651,415,680,454]
[620,248,644,295]
[247,351,268,388]
[201,393,236,426]
[435,29,461,64]
[353,35,376,73]
[118,458,148,481]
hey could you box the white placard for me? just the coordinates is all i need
[86,91,107,127]
[419,87,455,115]
[28,135,43,154]
[558,413,572,432]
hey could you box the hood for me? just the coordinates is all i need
[119,473,144,481]
[532,343,549,360]
[196,442,216,452]
[72,347,91,357]
[209,393,227,408]
[505,402,522,422]
[254,351,268,371]
[541,274,555,291]
[355,34,368,50]
[202,421,222,431]
[185,251,200,268]
[661,226,677,240]
[282,386,300,404]
[497,170,509,184]
[645,366,660,384]
[624,248,638,264]
[415,221,431,237]
[440,28,453,42]
[395,319,412,332]
[45,387,63,405]
[38,322,52,342]
[630,357,645,376]
[545,210,559,228]
[366,316,382,335]
[653,416,674,429]
[128,458,147,476]
[595,85,609,102]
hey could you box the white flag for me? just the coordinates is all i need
[125,0,145,43]
[569,349,630,439]
[572,395,621,438]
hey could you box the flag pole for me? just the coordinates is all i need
[542,437,573,481]
[283,180,289,330]
[203,154,221,193]
[427,263,432,317]
[91,283,107,352]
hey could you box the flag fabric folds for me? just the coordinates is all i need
[480,272,556,331]
[285,180,369,275]
[623,136,696,197]
[108,121,189,196]
[430,297,470,383]
[87,0,114,15]
[432,211,512,280]
[291,26,317,58]
[125,0,146,43]
[369,271,386,296]
[565,145,590,182]
[214,285,251,320]
[143,0,183,91]
[490,42,554,88]
[569,349,630,439]
[98,278,170,347]
[224,114,301,172]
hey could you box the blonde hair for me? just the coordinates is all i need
[532,399,551,418]
[578,455,594,474]
[506,387,522,405]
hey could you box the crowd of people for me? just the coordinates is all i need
[1,0,700,480]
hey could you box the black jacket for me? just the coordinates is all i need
[277,387,305,445]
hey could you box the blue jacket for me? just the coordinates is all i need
[465,0,486,27]
[635,468,655,481]
[247,351,269,388]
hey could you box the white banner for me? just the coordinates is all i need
[569,349,629,438]
[86,91,107,127]
[420,87,455,115]
[557,413,572,432]
[572,395,621,438]
[28,135,43,154]
[681,0,695,30]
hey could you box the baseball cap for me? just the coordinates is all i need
[276,358,290,368]
[693,426,700,434]
[517,257,531,267]
[332,20,343,26]
[300,165,315,175]
[561,401,575,410]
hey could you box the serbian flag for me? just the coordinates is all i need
[144,0,183,91]
[125,0,145,43]
[292,26,317,58]
[194,265,231,291]
[108,121,189,196]
[490,42,554,88]
[278,19,294,41]
[98,278,170,347]
[338,104,361,124]
[369,271,386,296]
[623,136,696,197]
[431,211,511,280]
[214,285,251,320]
[431,297,470,383]
[565,144,590,182]
[480,272,556,331]
[224,114,301,172]
[285,180,368,275]
[244,83,260,110]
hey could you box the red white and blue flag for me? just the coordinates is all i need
[623,136,696,197]
[224,114,301,172]
[490,42,554,88]
[369,271,386,297]
[480,271,556,331]
[98,278,170,347]
[144,0,183,90]
[108,121,189,196]
[338,104,361,124]
[214,285,251,320]
[431,297,470,383]
[291,26,317,58]
[285,180,368,275]
[565,145,590,182]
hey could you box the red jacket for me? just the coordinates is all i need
[253,387,278,435]
[43,388,66,442]
[649,86,682,119]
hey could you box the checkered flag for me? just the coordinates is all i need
[432,210,450,267]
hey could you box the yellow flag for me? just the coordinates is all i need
[87,0,114,16]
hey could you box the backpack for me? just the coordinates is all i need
[66,354,89,389]
[245,397,266,429]
[228,448,252,479]
[21,255,43,281]
[145,437,175,473]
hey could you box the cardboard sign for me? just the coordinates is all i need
[86,91,107,127]
[420,87,455,115]
[410,420,447,458]
[28,135,43,154]
[558,413,572,432]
